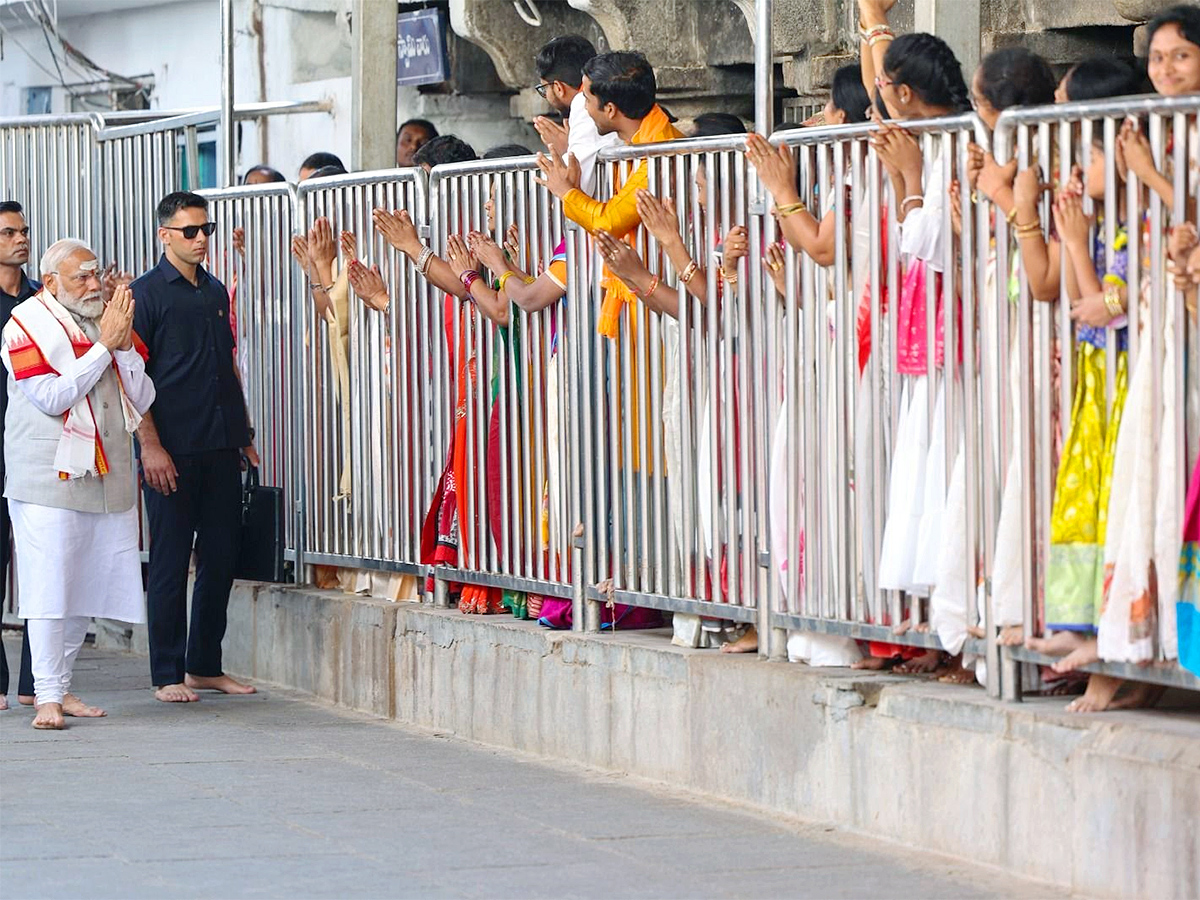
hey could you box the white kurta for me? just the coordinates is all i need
[2,341,154,623]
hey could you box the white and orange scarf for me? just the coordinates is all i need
[3,289,148,480]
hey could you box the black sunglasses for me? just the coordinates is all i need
[535,81,552,98]
[163,222,217,239]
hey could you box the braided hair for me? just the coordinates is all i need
[882,33,971,114]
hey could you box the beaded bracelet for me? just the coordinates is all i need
[679,260,699,284]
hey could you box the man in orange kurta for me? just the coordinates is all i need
[535,51,682,337]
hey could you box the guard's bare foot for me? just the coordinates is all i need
[32,701,64,730]
[894,649,942,674]
[18,694,34,706]
[0,695,8,710]
[721,627,758,654]
[998,625,1024,646]
[1051,637,1099,674]
[155,683,200,703]
[185,674,256,695]
[852,655,897,670]
[1025,630,1087,656]
[1066,674,1122,712]
[1108,683,1166,710]
[62,694,106,717]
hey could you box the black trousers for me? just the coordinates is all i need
[0,496,34,698]
[144,448,242,687]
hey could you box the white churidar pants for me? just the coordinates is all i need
[27,616,91,705]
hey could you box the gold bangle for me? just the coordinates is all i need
[722,269,739,284]
[1014,221,1042,238]
[1005,206,1019,225]
[679,259,699,284]
[498,270,517,293]
[775,200,807,217]
[1103,280,1125,317]
[868,33,894,48]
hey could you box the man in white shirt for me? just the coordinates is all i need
[532,35,622,196]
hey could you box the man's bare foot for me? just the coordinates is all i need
[998,624,1024,646]
[185,674,256,695]
[1066,674,1123,712]
[721,626,758,654]
[155,683,200,703]
[938,661,978,684]
[1051,637,1099,674]
[894,649,942,674]
[0,695,8,710]
[61,693,106,717]
[18,694,34,706]
[32,701,64,730]
[1108,683,1166,710]
[852,655,898,670]
[1025,630,1087,656]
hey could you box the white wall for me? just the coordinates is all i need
[0,0,221,116]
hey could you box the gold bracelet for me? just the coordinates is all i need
[868,33,895,48]
[1006,206,1019,225]
[1103,280,1125,318]
[679,259,699,284]
[498,270,517,293]
[722,269,739,285]
[775,200,807,217]
[1014,221,1042,238]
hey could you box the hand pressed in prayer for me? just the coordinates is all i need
[1052,190,1090,248]
[534,147,581,199]
[635,190,684,248]
[99,284,135,352]
[469,231,508,275]
[290,235,311,271]
[504,223,521,265]
[533,116,569,157]
[445,234,478,279]
[347,259,389,312]
[340,230,357,262]
[595,230,651,292]
[373,208,421,256]
[744,133,797,202]
[308,217,337,271]
[232,227,245,257]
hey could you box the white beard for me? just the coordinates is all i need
[59,294,103,320]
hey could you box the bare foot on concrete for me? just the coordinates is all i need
[32,701,64,729]
[851,655,897,671]
[894,649,942,675]
[1025,630,1087,656]
[1066,674,1123,712]
[185,674,256,695]
[721,626,758,654]
[998,624,1024,646]
[937,658,978,684]
[1107,683,1166,710]
[18,694,34,706]
[1051,637,1099,674]
[155,683,200,703]
[0,695,8,711]
[62,694,106,717]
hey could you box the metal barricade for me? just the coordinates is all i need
[758,114,996,679]
[424,157,574,603]
[569,134,763,629]
[0,114,101,273]
[200,182,300,556]
[992,94,1200,694]
[293,170,430,577]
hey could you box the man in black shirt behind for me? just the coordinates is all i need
[132,191,258,703]
[0,200,37,710]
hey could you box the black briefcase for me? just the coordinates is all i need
[235,464,291,583]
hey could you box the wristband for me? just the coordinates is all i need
[679,260,699,284]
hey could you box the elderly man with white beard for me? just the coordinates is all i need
[1,238,155,729]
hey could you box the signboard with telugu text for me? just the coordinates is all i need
[396,8,448,86]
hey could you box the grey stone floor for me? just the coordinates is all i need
[0,640,1067,900]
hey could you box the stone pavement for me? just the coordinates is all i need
[0,641,1066,900]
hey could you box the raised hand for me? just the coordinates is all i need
[533,116,569,157]
[340,230,357,262]
[99,263,133,306]
[1012,166,1050,214]
[347,259,389,312]
[534,147,581,198]
[745,132,799,202]
[232,227,245,257]
[595,230,652,291]
[976,152,1018,204]
[372,208,422,256]
[307,217,337,270]
[635,190,684,248]
[721,225,749,273]
[504,223,521,263]
[445,234,478,279]
[290,235,311,272]
[763,243,787,299]
[1117,118,1157,183]
[1052,190,1090,248]
[469,231,509,274]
